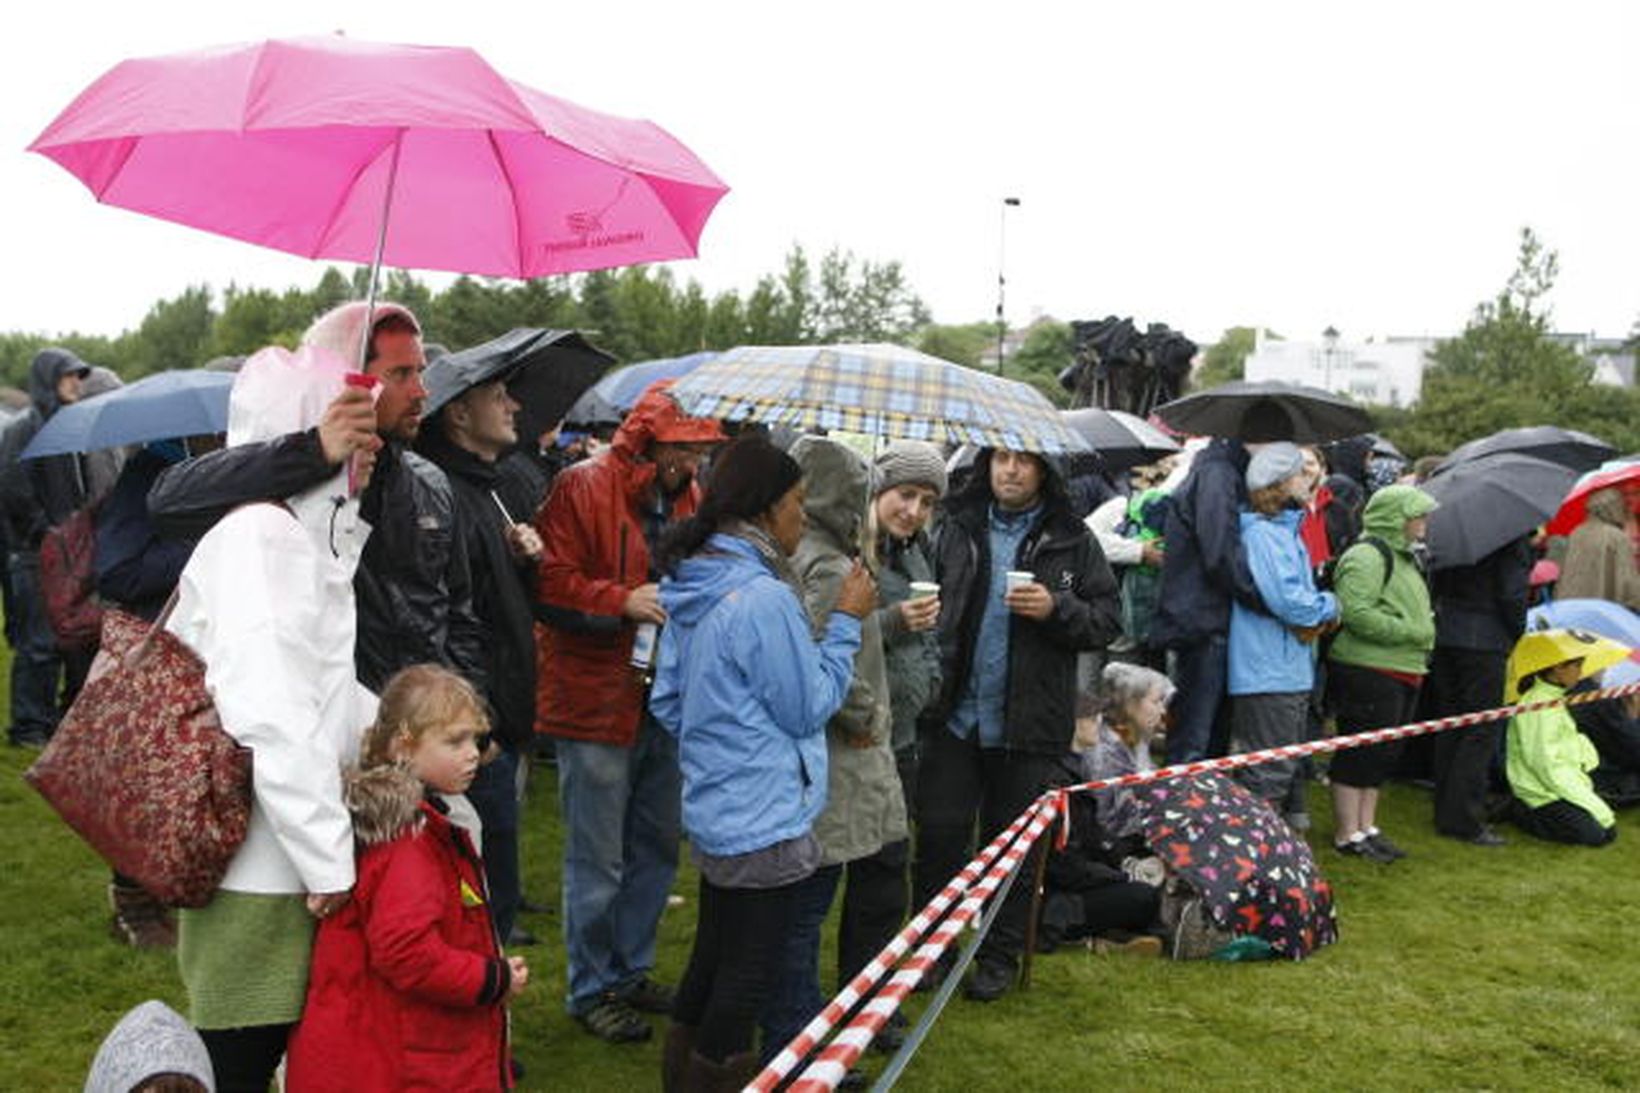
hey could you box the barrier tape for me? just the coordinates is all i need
[750,679,1640,1091]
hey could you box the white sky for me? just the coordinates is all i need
[4,1,1638,349]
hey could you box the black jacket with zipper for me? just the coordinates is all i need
[926,449,1121,756]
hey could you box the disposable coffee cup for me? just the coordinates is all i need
[1004,570,1033,594]
[909,581,940,601]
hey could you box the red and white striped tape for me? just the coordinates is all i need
[750,679,1640,1091]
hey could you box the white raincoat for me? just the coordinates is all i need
[165,345,378,895]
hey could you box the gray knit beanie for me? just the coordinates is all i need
[85,1000,215,1093]
[873,440,948,498]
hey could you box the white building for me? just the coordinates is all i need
[1243,330,1434,408]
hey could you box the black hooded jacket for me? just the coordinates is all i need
[1147,438,1263,649]
[926,449,1121,756]
[0,348,93,548]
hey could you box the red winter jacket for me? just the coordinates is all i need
[534,383,713,746]
[286,769,512,1092]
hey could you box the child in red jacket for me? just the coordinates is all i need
[287,665,528,1091]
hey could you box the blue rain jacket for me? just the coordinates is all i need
[1229,508,1338,695]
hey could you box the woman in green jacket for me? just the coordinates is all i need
[1326,485,1438,864]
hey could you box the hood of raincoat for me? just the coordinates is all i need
[789,435,868,552]
[608,379,725,499]
[301,301,421,371]
[27,347,91,419]
[229,344,369,571]
[663,532,772,628]
[1360,483,1437,551]
[1584,487,1629,529]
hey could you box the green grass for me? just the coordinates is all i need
[4,719,1638,1090]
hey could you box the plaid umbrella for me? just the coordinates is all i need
[1137,772,1338,960]
[668,344,1091,453]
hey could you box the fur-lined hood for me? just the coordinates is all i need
[342,764,427,846]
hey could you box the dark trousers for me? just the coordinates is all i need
[674,876,798,1063]
[1428,647,1508,838]
[838,838,910,988]
[760,864,841,1063]
[1166,635,1229,764]
[914,728,1056,974]
[6,551,89,743]
[1514,799,1617,847]
[198,1023,292,1093]
[1327,662,1420,789]
[465,745,520,942]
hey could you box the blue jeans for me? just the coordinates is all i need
[7,551,67,743]
[466,745,520,942]
[556,715,681,1014]
[1166,634,1229,765]
[760,864,841,1063]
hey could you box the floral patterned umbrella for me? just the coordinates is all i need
[1137,772,1338,960]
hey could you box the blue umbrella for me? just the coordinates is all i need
[1529,599,1640,687]
[564,351,717,428]
[21,369,234,459]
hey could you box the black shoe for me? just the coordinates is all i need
[1467,827,1507,848]
[837,1068,871,1090]
[1365,831,1407,860]
[575,994,653,1044]
[870,1010,909,1054]
[910,951,953,994]
[963,959,1015,1003]
[8,730,48,749]
[622,975,676,1015]
[1335,836,1397,865]
[506,924,539,946]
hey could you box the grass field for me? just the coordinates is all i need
[4,712,1638,1091]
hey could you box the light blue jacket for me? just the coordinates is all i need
[1229,509,1338,695]
[650,533,861,857]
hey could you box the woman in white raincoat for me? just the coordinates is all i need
[168,344,380,1093]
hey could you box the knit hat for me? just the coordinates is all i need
[301,301,421,370]
[1246,441,1305,492]
[873,439,948,498]
[85,1000,215,1093]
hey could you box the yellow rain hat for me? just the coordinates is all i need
[1506,628,1633,702]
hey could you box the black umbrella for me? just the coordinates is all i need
[1060,407,1181,470]
[1435,426,1616,476]
[1422,453,1580,569]
[1154,380,1373,443]
[424,328,615,446]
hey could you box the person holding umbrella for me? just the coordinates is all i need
[1554,488,1640,610]
[1326,484,1438,863]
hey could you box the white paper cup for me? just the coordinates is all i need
[1004,570,1033,594]
[909,581,940,601]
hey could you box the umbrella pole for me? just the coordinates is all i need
[356,129,406,371]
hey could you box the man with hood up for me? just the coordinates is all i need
[0,347,99,747]
[534,379,725,1044]
[917,447,1120,1002]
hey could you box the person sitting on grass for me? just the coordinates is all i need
[1083,662,1174,849]
[1506,639,1621,848]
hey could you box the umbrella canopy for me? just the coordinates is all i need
[1436,426,1616,476]
[1505,628,1632,701]
[1544,459,1640,536]
[669,344,1090,453]
[29,36,728,281]
[20,369,233,459]
[1367,433,1405,460]
[1137,772,1338,960]
[563,351,717,429]
[1153,380,1372,443]
[1059,407,1180,470]
[423,328,614,447]
[1421,453,1580,569]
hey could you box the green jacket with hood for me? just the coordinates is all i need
[790,436,908,866]
[1327,484,1437,676]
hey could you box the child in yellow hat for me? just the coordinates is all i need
[1505,635,1620,847]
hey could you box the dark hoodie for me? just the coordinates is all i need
[0,348,93,547]
[927,448,1120,756]
[1147,438,1263,649]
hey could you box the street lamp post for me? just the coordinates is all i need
[996,196,1021,374]
[1322,325,1340,392]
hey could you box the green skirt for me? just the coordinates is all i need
[177,891,315,1029]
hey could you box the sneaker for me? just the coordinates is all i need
[1334,835,1396,864]
[622,976,676,1015]
[1090,934,1164,958]
[1365,830,1407,860]
[963,959,1016,1003]
[575,995,652,1044]
[1466,827,1507,848]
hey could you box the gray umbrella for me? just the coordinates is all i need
[1434,425,1616,476]
[1154,380,1373,443]
[1060,407,1180,470]
[1422,453,1580,569]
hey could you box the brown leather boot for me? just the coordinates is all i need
[109,881,176,949]
[660,1022,696,1093]
[679,1050,758,1093]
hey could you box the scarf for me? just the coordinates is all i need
[721,518,804,601]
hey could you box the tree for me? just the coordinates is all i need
[119,285,216,377]
[1006,321,1075,407]
[917,322,993,368]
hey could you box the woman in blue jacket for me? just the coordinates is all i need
[649,435,876,1091]
[1228,443,1339,814]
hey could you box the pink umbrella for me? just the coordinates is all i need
[29,35,728,286]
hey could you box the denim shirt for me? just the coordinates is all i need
[948,502,1041,747]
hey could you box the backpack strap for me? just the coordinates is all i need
[1359,534,1395,592]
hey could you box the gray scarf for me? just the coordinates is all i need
[722,518,803,600]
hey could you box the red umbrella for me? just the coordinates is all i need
[1545,459,1640,536]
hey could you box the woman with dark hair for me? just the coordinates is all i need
[649,435,876,1091]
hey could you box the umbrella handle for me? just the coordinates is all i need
[357,129,406,371]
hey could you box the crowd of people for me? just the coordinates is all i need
[6,302,1639,1093]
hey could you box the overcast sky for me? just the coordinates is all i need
[5,1,1637,350]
